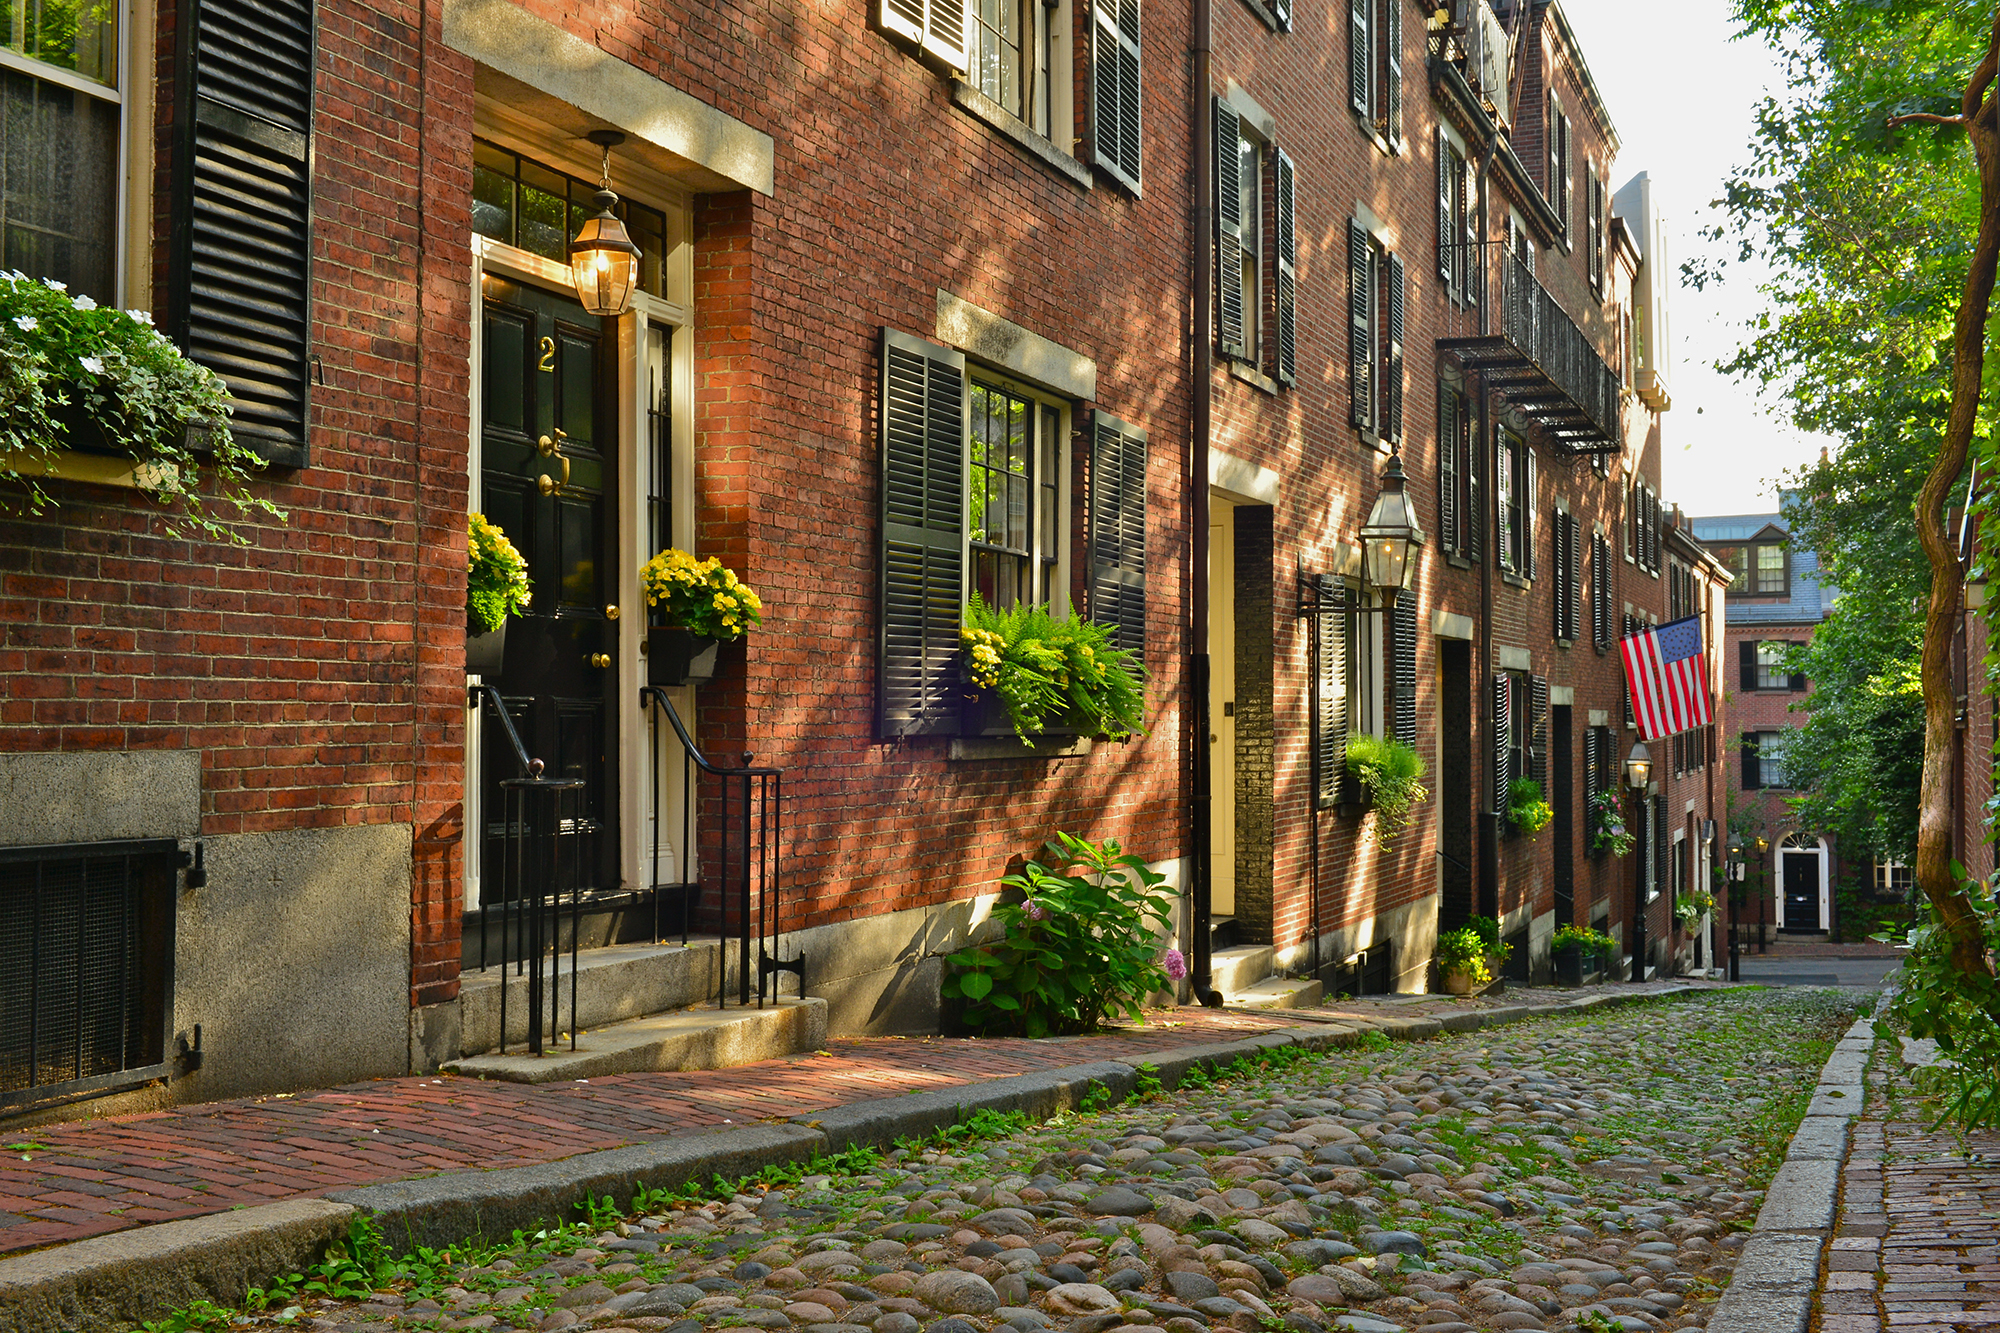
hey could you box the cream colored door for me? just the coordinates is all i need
[1209,499,1236,917]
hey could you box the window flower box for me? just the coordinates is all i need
[648,627,720,687]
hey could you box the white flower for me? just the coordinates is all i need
[72,294,96,310]
[78,355,103,374]
[13,316,35,332]
[41,278,66,292]
[127,308,154,325]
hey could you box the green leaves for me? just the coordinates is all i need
[1345,734,1430,849]
[942,832,1176,1037]
[959,598,1147,744]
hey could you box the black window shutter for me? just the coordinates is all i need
[1276,149,1298,386]
[1583,725,1601,831]
[1789,656,1807,693]
[1546,90,1560,199]
[1466,403,1483,563]
[1438,387,1459,555]
[1348,0,1371,117]
[1492,674,1512,793]
[1588,170,1604,291]
[1386,253,1406,444]
[1436,129,1454,288]
[1393,594,1418,748]
[1743,734,1761,789]
[1347,220,1373,428]
[1271,0,1290,33]
[1653,794,1669,894]
[1593,532,1611,651]
[1382,0,1402,141]
[1091,412,1148,657]
[1623,614,1638,727]
[879,329,966,737]
[1524,448,1539,580]
[1739,640,1757,692]
[1566,513,1582,642]
[1215,99,1245,360]
[170,0,317,468]
[1561,115,1574,237]
[1316,575,1350,810]
[1531,675,1549,790]
[1495,434,1514,572]
[1093,0,1142,193]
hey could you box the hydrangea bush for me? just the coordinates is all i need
[639,548,763,639]
[0,273,283,541]
[942,832,1178,1037]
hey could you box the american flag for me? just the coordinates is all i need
[1621,615,1713,741]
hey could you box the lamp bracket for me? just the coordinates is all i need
[1294,575,1400,619]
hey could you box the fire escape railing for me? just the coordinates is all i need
[1498,257,1623,446]
[640,686,801,1008]
[468,682,585,1056]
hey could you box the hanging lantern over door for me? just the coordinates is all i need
[569,130,642,317]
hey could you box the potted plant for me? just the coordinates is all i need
[1436,926,1493,996]
[1345,734,1430,849]
[1552,924,1613,987]
[1588,788,1636,858]
[639,547,763,685]
[0,274,283,542]
[1466,913,1513,981]
[1675,887,1715,933]
[1504,777,1555,838]
[958,598,1145,745]
[466,513,530,675]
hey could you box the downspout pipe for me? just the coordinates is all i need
[1188,0,1221,1007]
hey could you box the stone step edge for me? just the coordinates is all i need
[444,997,826,1084]
[1702,1011,1878,1333]
[0,984,1707,1333]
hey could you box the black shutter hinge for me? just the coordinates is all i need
[177,1024,204,1073]
[180,841,207,889]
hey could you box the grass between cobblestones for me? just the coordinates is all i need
[138,988,1865,1333]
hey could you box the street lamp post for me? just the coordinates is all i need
[1726,832,1744,982]
[1624,741,1652,983]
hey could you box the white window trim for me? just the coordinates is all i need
[961,366,1074,619]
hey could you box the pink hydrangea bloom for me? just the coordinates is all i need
[1162,947,1188,981]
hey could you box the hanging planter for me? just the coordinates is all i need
[466,513,530,677]
[639,548,761,687]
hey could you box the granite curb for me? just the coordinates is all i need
[0,983,1712,1332]
[1704,1014,1875,1333]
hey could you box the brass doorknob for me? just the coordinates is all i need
[604,604,621,621]
[588,653,611,669]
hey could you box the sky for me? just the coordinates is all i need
[1558,0,1834,519]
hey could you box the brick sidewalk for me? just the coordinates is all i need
[0,979,1714,1260]
[1821,1039,2000,1332]
[0,1008,1312,1257]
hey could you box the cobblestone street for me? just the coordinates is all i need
[117,987,1861,1333]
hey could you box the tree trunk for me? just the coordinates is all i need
[1910,13,2000,981]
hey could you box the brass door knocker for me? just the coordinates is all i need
[537,427,570,496]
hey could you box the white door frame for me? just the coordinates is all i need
[1775,833,1829,931]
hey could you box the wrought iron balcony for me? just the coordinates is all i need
[1441,257,1624,453]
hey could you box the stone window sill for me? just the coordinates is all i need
[950,82,1093,191]
[1229,360,1279,395]
[948,735,1095,761]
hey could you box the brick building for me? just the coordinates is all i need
[0,0,1730,1122]
[1690,500,1838,935]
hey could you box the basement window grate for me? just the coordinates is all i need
[0,839,179,1111]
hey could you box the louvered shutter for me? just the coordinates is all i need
[169,0,317,468]
[1524,449,1539,580]
[1790,655,1807,693]
[1092,0,1142,192]
[1393,595,1418,748]
[1214,100,1245,360]
[1464,155,1481,308]
[1493,674,1512,790]
[1385,253,1406,445]
[1588,170,1604,292]
[1439,388,1459,555]
[1593,533,1612,651]
[1743,735,1760,789]
[1316,575,1349,810]
[1348,220,1373,429]
[1091,413,1148,657]
[1546,90,1560,201]
[1276,149,1298,386]
[1583,726,1601,840]
[1653,794,1669,896]
[1551,511,1568,641]
[1560,115,1574,237]
[878,329,966,737]
[1271,0,1290,33]
[1382,0,1402,141]
[1349,0,1371,117]
[1738,640,1756,692]
[1565,513,1582,643]
[880,0,969,69]
[1623,615,1638,727]
[1530,675,1549,790]
[1495,435,1514,572]
[1466,402,1483,563]
[1436,129,1454,288]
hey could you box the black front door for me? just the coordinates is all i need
[1782,852,1820,931]
[478,275,619,896]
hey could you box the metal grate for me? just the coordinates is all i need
[0,840,177,1107]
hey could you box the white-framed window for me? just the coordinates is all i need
[1874,859,1914,899]
[967,374,1069,611]
[970,0,1070,139]
[1749,729,1791,790]
[1235,127,1263,361]
[1756,641,1793,691]
[1,0,125,302]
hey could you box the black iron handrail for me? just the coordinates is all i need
[640,685,801,1008]
[468,682,582,1056]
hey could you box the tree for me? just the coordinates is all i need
[1705,0,1999,984]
